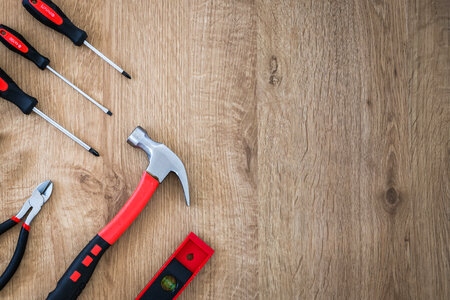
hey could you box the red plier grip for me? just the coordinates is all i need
[47,172,159,300]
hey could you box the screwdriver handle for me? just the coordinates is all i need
[0,25,50,70]
[0,68,37,114]
[22,0,87,46]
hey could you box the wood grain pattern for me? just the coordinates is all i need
[0,0,448,299]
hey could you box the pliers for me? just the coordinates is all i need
[0,180,53,290]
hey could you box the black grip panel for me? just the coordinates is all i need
[0,227,29,291]
[0,219,18,235]
[47,235,110,300]
[22,0,87,46]
[0,25,50,70]
[0,68,38,115]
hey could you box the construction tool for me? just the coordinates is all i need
[0,24,112,116]
[0,180,53,290]
[0,68,100,156]
[22,0,131,79]
[47,126,189,300]
[136,233,214,300]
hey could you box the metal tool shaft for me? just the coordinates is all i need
[46,66,112,116]
[83,40,131,79]
[32,107,99,156]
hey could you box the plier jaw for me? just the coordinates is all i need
[15,180,53,226]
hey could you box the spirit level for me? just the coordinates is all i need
[136,233,214,300]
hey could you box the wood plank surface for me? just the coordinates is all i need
[0,0,448,299]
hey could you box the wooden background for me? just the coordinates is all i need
[0,0,448,299]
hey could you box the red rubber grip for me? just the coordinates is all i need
[0,77,8,92]
[98,172,159,244]
[0,28,29,53]
[29,0,63,25]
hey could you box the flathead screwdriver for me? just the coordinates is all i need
[22,0,131,79]
[0,68,99,157]
[0,24,112,116]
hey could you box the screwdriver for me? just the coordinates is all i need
[0,68,99,157]
[22,0,131,79]
[0,24,112,116]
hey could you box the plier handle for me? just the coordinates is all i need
[0,180,53,290]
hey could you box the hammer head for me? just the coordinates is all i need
[127,126,190,206]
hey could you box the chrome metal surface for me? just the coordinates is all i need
[83,40,124,74]
[16,180,53,226]
[127,126,190,206]
[46,65,110,114]
[32,107,91,152]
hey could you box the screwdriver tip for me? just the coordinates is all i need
[122,71,132,79]
[89,148,100,157]
[107,111,113,116]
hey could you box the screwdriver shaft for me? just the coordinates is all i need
[46,66,112,116]
[83,40,131,79]
[32,107,99,156]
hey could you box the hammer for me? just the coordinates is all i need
[47,126,190,300]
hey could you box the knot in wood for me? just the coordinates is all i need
[386,187,398,205]
[269,55,281,86]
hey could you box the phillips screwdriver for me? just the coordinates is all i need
[0,68,99,157]
[22,0,131,79]
[0,24,112,116]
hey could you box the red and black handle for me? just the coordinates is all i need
[22,0,87,46]
[47,172,160,300]
[0,218,30,290]
[46,235,110,299]
[0,24,50,70]
[0,68,38,115]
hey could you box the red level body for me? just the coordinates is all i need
[136,233,214,300]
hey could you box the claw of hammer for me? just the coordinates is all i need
[127,126,190,206]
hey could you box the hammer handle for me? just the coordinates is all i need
[47,172,159,299]
[99,172,159,244]
[46,235,110,300]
